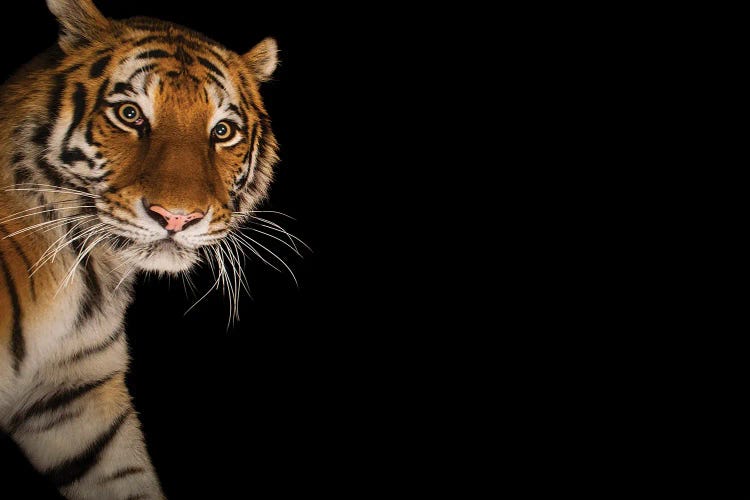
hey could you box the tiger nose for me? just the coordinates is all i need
[147,205,205,232]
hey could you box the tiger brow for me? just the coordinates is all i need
[197,57,227,80]
[134,49,171,60]
[126,64,159,83]
[130,34,229,66]
[108,82,134,97]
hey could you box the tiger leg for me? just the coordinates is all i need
[9,373,165,500]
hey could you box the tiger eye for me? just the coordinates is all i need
[212,121,233,141]
[117,103,142,124]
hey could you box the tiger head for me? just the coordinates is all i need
[9,0,280,273]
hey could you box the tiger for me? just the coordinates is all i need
[0,0,280,498]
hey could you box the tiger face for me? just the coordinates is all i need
[29,0,279,273]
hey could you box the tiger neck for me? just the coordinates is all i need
[0,184,136,331]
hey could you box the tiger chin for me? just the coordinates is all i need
[0,0,280,498]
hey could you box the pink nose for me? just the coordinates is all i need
[148,205,204,232]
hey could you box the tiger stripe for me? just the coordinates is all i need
[0,235,25,372]
[26,408,85,434]
[44,407,132,487]
[135,49,171,60]
[100,465,146,483]
[9,371,120,431]
[0,222,36,300]
[89,55,112,78]
[58,326,124,366]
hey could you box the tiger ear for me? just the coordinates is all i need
[243,38,279,82]
[46,0,110,52]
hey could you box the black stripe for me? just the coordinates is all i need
[36,159,65,187]
[12,152,24,165]
[60,327,124,366]
[90,55,112,79]
[238,73,269,120]
[68,226,103,329]
[0,224,36,301]
[0,226,25,372]
[59,83,88,167]
[132,35,162,47]
[206,72,226,92]
[13,167,34,186]
[135,49,171,60]
[228,103,248,126]
[126,20,167,31]
[196,56,225,79]
[111,82,134,96]
[127,64,158,82]
[174,46,194,65]
[61,63,84,75]
[27,408,84,433]
[100,466,146,483]
[74,256,103,329]
[130,33,228,64]
[94,78,110,111]
[67,84,87,138]
[85,119,101,148]
[45,407,132,487]
[31,125,51,147]
[60,148,92,168]
[236,125,259,193]
[186,74,201,85]
[9,371,119,431]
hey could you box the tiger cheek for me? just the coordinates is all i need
[222,146,250,192]
[90,115,140,184]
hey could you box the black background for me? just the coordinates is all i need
[0,1,394,497]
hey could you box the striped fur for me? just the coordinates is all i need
[0,1,280,498]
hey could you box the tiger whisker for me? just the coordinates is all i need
[246,215,311,252]
[4,187,100,199]
[40,215,97,234]
[34,220,104,269]
[0,199,92,223]
[226,231,282,273]
[239,226,302,257]
[232,230,298,287]
[223,237,249,325]
[0,205,96,225]
[57,232,110,293]
[238,219,298,252]
[3,214,96,241]
[216,241,238,325]
[114,258,139,291]
[106,253,139,278]
[233,210,296,220]
[31,222,105,276]
[184,267,221,316]
[4,183,100,198]
[226,234,252,296]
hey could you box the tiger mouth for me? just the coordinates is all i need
[149,238,193,253]
[154,238,180,249]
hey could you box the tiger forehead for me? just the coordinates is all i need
[100,41,251,122]
[113,44,234,92]
[123,45,229,78]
